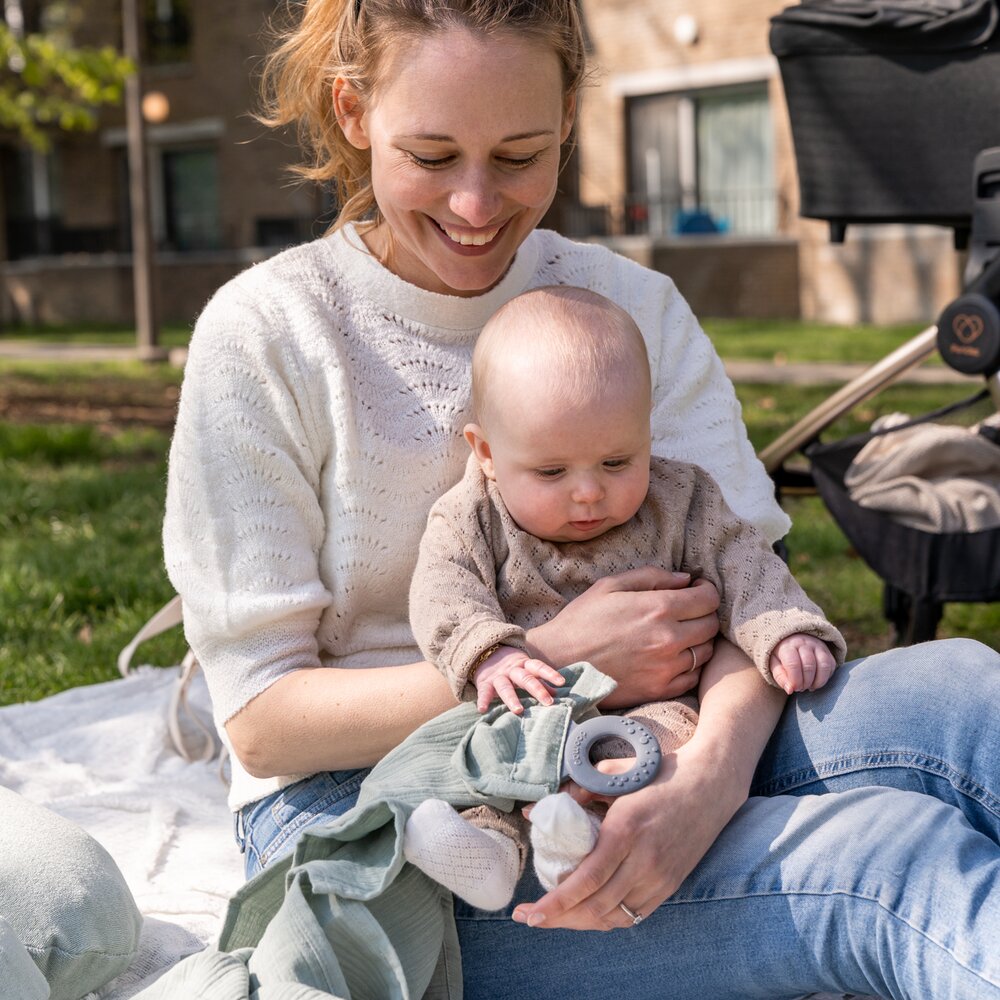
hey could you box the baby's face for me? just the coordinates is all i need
[480,387,651,543]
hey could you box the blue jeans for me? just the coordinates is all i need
[237,638,1000,998]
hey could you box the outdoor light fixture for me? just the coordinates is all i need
[673,14,699,46]
[141,91,170,124]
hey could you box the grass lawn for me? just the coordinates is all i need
[0,321,193,350]
[701,317,941,365]
[1,325,997,707]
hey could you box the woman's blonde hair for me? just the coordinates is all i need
[259,0,588,232]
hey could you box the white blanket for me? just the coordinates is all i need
[0,667,244,999]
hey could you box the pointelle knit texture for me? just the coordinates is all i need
[162,224,790,809]
[410,455,846,698]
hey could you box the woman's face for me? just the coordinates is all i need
[339,28,574,297]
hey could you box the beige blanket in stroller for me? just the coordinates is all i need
[845,413,1000,533]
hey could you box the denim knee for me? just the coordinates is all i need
[752,638,1000,835]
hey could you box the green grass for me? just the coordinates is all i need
[0,321,192,349]
[733,382,988,454]
[1,322,996,706]
[701,317,942,365]
[0,421,188,705]
[0,356,185,386]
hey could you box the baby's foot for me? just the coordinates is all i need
[403,798,520,909]
[529,791,601,891]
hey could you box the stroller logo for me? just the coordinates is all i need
[950,313,984,357]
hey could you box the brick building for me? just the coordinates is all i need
[0,0,966,328]
[1,0,324,327]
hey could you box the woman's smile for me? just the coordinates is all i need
[432,217,508,253]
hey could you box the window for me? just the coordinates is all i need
[1,145,54,257]
[627,82,775,237]
[161,147,221,251]
[144,0,192,65]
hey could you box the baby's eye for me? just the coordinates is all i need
[603,458,631,470]
[534,467,565,479]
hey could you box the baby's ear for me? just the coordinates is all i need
[463,423,496,479]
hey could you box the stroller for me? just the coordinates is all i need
[765,0,1000,644]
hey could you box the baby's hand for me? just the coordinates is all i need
[473,646,565,714]
[769,634,837,694]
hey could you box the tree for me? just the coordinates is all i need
[0,3,131,151]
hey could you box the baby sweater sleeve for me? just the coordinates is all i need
[409,466,527,700]
[163,284,332,728]
[665,462,847,684]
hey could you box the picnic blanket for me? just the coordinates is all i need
[0,666,244,999]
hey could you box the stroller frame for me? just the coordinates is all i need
[759,150,1000,644]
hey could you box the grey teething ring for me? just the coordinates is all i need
[559,716,662,796]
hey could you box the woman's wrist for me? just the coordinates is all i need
[675,724,755,812]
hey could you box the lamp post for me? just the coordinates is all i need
[121,0,164,360]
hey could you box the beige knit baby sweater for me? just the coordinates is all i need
[411,455,846,697]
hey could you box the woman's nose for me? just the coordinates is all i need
[448,169,503,227]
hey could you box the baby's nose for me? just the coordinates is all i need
[571,476,604,504]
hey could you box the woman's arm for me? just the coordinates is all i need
[512,638,786,930]
[618,257,790,545]
[226,659,457,778]
[230,568,720,778]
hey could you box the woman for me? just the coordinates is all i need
[163,0,1000,995]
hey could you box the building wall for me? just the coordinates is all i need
[602,235,800,319]
[2,250,268,326]
[577,0,963,324]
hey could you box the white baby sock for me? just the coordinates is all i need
[402,798,521,910]
[529,791,602,891]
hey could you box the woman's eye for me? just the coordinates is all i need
[498,153,542,169]
[405,151,453,168]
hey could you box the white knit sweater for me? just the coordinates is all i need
[163,224,790,808]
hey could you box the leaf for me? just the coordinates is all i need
[0,21,131,149]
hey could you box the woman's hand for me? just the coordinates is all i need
[512,639,786,931]
[525,567,720,709]
[512,734,744,930]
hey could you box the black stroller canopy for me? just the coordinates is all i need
[771,0,999,52]
[770,0,1000,232]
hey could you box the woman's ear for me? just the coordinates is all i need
[333,76,370,149]
[464,423,496,480]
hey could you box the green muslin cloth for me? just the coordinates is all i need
[134,661,615,1000]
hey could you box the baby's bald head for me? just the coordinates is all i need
[471,286,652,431]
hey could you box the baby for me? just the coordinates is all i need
[403,285,845,908]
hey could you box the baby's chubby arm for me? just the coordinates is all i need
[472,645,565,714]
[769,634,838,694]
